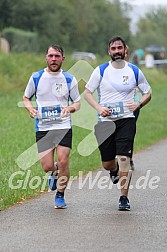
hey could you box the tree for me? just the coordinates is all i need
[0,0,13,29]
[0,0,132,54]
[134,6,167,54]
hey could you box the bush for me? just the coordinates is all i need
[2,27,38,53]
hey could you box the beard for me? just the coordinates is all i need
[48,62,62,72]
[110,52,125,62]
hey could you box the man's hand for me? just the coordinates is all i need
[29,108,38,119]
[61,108,71,118]
[98,105,111,117]
[126,101,140,112]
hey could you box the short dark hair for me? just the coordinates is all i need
[46,44,64,56]
[108,35,126,49]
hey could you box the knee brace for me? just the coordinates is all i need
[117,155,130,172]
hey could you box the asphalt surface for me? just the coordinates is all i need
[0,138,167,252]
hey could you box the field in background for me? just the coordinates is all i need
[0,53,167,210]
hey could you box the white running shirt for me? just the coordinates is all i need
[85,61,151,121]
[24,69,80,131]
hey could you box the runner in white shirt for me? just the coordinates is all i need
[84,35,151,211]
[23,44,80,209]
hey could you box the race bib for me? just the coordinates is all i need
[41,105,61,122]
[104,102,124,118]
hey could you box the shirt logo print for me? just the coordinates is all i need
[123,76,129,85]
[54,83,62,92]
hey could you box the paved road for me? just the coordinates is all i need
[0,138,167,252]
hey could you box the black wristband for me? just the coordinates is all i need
[138,101,143,108]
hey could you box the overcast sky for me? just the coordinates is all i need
[120,0,167,6]
[109,0,167,33]
[118,0,167,33]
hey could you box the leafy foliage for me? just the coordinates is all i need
[2,27,38,52]
[0,0,131,55]
[134,6,167,55]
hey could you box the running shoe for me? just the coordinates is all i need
[48,162,58,191]
[55,192,66,209]
[118,195,130,211]
[130,160,135,171]
[109,162,119,184]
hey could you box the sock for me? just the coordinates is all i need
[56,191,64,197]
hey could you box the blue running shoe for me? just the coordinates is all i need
[48,162,58,191]
[109,162,119,184]
[118,196,130,211]
[55,192,66,209]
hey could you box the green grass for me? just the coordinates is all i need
[0,53,167,211]
[134,67,167,151]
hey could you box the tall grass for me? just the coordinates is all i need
[0,53,167,210]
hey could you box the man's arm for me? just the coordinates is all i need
[68,100,81,112]
[127,91,151,112]
[61,77,81,117]
[23,96,38,118]
[138,92,151,108]
[61,100,81,117]
[84,88,111,117]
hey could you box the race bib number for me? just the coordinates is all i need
[104,102,124,118]
[41,105,61,122]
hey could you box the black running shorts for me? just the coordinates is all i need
[36,128,72,153]
[95,118,136,162]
